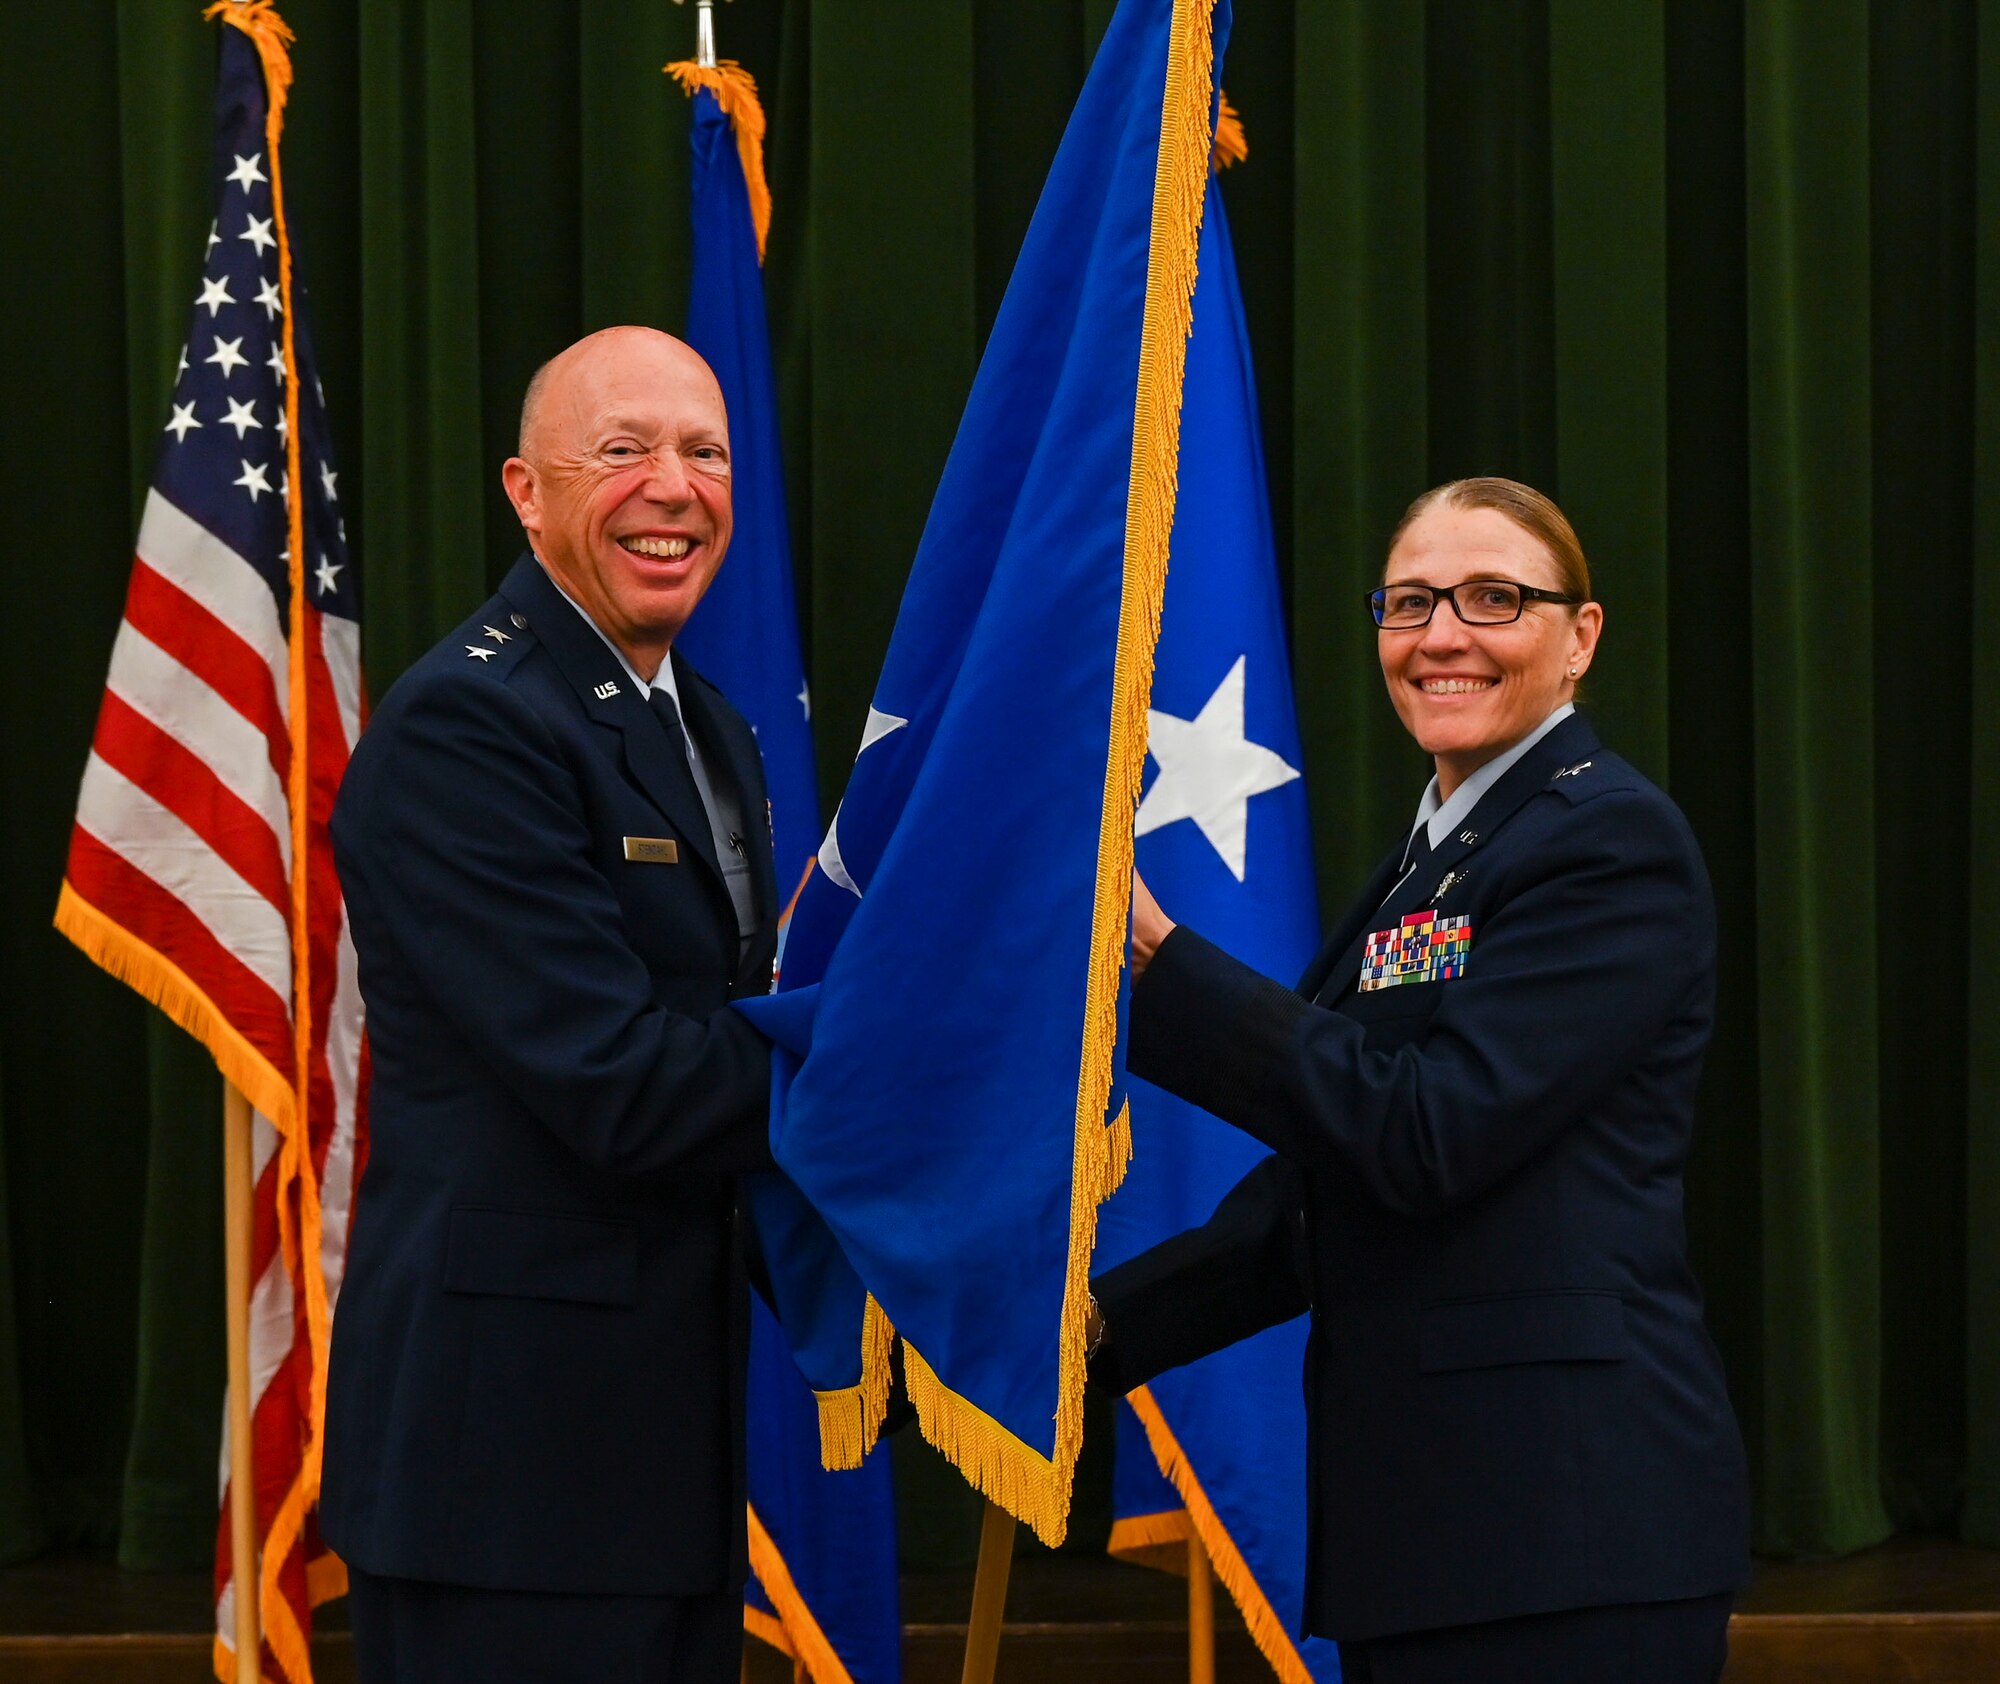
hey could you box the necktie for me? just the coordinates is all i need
[647,684,694,773]
[1378,819,1434,913]
[649,683,757,955]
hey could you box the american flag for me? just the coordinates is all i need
[53,8,364,1683]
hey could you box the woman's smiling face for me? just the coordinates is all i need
[1378,503,1603,796]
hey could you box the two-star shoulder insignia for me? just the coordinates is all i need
[482,624,511,644]
[465,644,496,662]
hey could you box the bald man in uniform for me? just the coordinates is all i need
[322,328,781,1683]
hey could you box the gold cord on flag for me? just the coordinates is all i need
[664,59,774,262]
[202,7,345,1681]
[1122,1385,1317,1684]
[746,1504,861,1684]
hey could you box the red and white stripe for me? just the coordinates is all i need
[62,488,366,1684]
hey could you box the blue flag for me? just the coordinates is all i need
[1094,169,1342,1684]
[735,0,1233,1544]
[671,66,900,1684]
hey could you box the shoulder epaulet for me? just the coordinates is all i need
[448,606,536,681]
[1546,751,1645,804]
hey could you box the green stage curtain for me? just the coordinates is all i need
[0,0,1993,1574]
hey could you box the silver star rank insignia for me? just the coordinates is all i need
[465,645,495,661]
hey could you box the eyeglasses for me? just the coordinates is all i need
[1365,579,1583,629]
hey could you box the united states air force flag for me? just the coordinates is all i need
[1094,161,1342,1684]
[667,58,900,1684]
[735,0,1232,1544]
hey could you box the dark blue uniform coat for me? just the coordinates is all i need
[322,554,779,1598]
[1094,711,1750,1642]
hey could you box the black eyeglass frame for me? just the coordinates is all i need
[1364,578,1584,629]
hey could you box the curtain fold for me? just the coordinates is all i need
[1745,0,1890,1557]
[1290,0,1430,896]
[2,0,1996,1575]
[1968,0,2000,1552]
[804,1,977,815]
[358,0,489,682]
[1546,0,1669,780]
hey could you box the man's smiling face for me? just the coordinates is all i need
[502,327,733,678]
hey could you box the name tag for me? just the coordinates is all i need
[623,837,679,865]
[1358,909,1470,992]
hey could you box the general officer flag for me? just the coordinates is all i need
[53,6,364,1681]
[668,57,901,1684]
[1094,163,1341,1684]
[735,0,1232,1546]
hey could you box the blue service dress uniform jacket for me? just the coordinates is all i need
[1093,710,1751,1643]
[321,554,779,1598]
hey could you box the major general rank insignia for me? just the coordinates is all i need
[1358,909,1471,992]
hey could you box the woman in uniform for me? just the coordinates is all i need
[1092,477,1750,1683]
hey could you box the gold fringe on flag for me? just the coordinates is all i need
[1107,1504,1196,1574]
[53,885,296,1128]
[812,1293,894,1470]
[891,0,1221,1550]
[1125,1385,1318,1684]
[1213,91,1248,171]
[664,59,774,263]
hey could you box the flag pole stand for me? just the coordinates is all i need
[224,1081,261,1684]
[1187,1532,1215,1684]
[959,1500,1016,1684]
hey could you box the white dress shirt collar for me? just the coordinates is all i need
[1408,702,1576,857]
[535,556,682,716]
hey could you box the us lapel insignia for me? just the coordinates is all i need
[1358,909,1472,992]
[593,679,620,700]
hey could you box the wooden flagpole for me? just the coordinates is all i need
[959,1501,1017,1684]
[1187,1532,1215,1684]
[223,1080,261,1684]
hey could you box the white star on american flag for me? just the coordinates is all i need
[225,152,267,190]
[206,336,248,378]
[196,275,235,317]
[164,403,201,442]
[319,462,338,500]
[253,277,283,320]
[265,342,287,380]
[220,398,262,439]
[233,459,273,502]
[240,214,276,255]
[315,555,344,596]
